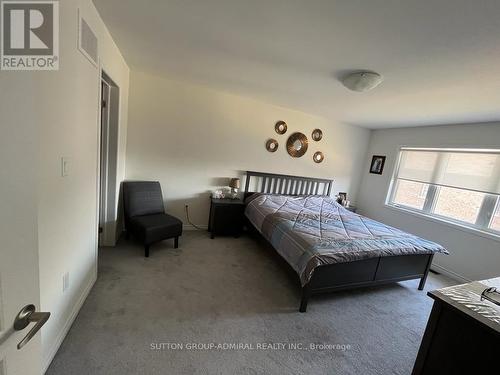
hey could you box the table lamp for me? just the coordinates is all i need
[229,178,240,199]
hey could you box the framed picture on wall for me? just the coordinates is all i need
[369,155,386,175]
[337,192,348,206]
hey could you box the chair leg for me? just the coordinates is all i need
[174,237,179,249]
[145,245,150,258]
[299,284,311,313]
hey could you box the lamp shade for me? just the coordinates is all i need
[342,71,383,92]
[229,178,240,189]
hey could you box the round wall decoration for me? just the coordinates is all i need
[313,151,324,163]
[275,121,287,135]
[312,129,323,141]
[286,132,308,158]
[266,139,279,152]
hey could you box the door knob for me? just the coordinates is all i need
[13,304,50,349]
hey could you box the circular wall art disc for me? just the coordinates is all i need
[313,151,324,163]
[286,132,308,158]
[312,129,323,141]
[266,139,279,152]
[275,121,288,135]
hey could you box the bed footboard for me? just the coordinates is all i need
[299,254,434,312]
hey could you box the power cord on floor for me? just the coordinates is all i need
[185,205,205,230]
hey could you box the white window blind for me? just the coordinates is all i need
[388,147,500,236]
[398,148,500,195]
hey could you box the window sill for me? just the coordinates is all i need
[384,203,500,243]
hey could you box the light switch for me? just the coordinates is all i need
[61,157,71,177]
[63,271,70,292]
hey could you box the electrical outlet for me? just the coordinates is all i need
[61,157,71,177]
[63,272,69,292]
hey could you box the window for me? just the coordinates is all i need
[387,148,500,235]
[491,201,500,232]
[393,180,429,210]
[433,186,485,224]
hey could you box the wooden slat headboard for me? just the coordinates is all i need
[244,171,333,198]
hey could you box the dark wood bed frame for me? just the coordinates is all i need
[243,171,434,313]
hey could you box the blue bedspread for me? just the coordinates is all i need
[245,194,448,286]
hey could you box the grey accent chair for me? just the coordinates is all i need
[123,181,182,257]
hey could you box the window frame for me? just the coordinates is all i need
[386,147,500,240]
[490,199,500,232]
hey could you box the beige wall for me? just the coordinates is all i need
[0,0,130,371]
[357,122,500,282]
[126,71,370,227]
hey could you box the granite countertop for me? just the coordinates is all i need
[429,277,500,333]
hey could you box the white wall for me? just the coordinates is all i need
[2,0,131,371]
[126,71,370,227]
[357,122,500,282]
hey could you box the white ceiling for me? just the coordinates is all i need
[93,0,500,129]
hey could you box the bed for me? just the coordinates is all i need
[243,171,448,312]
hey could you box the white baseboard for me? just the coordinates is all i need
[183,224,208,231]
[430,264,470,284]
[42,272,97,374]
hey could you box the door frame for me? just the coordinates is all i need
[97,70,121,247]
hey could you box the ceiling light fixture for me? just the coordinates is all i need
[342,71,383,92]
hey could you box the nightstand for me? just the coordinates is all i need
[208,197,245,239]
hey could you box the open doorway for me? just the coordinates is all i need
[98,71,120,246]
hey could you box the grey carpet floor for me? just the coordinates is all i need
[47,231,455,375]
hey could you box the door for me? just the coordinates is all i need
[98,80,110,246]
[98,72,120,247]
[0,76,49,374]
